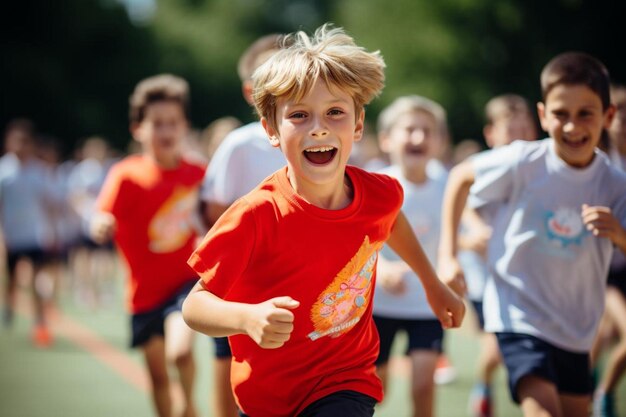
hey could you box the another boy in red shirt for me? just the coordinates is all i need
[182,24,465,417]
[92,74,204,417]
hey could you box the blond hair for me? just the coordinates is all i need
[252,24,385,131]
[377,95,448,138]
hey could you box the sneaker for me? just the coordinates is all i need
[468,384,492,417]
[434,354,457,385]
[593,390,616,417]
[32,324,53,348]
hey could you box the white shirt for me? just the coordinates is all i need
[471,138,626,352]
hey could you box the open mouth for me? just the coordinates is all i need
[406,146,426,156]
[562,136,589,149]
[303,146,338,165]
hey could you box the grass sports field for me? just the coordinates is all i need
[1,266,624,417]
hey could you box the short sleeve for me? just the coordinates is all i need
[95,163,130,219]
[188,197,257,298]
[468,141,524,209]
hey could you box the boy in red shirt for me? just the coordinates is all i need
[91,74,205,417]
[182,24,465,417]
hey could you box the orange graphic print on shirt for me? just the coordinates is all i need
[308,236,382,341]
[149,185,199,253]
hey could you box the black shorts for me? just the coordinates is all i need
[471,300,485,330]
[607,265,626,297]
[496,332,592,403]
[6,248,48,276]
[239,390,376,417]
[130,280,196,348]
[213,336,232,358]
[373,315,443,366]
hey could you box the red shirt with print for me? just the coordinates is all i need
[189,166,403,417]
[98,155,205,313]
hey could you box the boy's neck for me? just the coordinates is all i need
[288,171,353,210]
[144,152,181,170]
[401,164,428,185]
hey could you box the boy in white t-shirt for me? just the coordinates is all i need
[439,52,626,417]
[372,95,449,417]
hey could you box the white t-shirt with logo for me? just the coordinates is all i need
[470,138,626,352]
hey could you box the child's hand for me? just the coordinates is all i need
[437,256,467,297]
[426,280,466,329]
[246,296,299,349]
[582,204,626,249]
[90,212,116,244]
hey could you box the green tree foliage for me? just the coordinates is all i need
[2,0,623,153]
[1,0,161,153]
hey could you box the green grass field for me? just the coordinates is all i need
[1,270,624,417]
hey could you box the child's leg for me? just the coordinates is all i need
[142,336,172,417]
[559,393,590,417]
[409,350,438,417]
[406,319,443,417]
[164,280,198,417]
[478,333,501,384]
[3,252,20,326]
[212,337,238,417]
[372,315,400,397]
[517,375,561,417]
[598,286,626,393]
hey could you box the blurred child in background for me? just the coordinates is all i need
[91,74,205,417]
[372,95,451,417]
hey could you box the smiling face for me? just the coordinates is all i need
[382,109,440,174]
[262,79,364,201]
[131,101,189,168]
[538,84,615,168]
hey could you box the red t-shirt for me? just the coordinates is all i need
[188,165,403,417]
[97,155,205,313]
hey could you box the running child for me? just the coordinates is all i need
[183,24,465,417]
[91,74,204,417]
[439,52,626,417]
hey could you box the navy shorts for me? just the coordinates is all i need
[373,315,443,365]
[239,390,376,417]
[213,336,232,358]
[471,300,485,330]
[6,248,48,276]
[496,332,592,403]
[130,280,196,348]
[607,265,626,297]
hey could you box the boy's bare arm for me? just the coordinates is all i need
[182,281,299,349]
[437,161,475,296]
[582,204,626,255]
[386,212,465,329]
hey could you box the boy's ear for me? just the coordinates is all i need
[261,118,280,148]
[536,102,549,133]
[129,123,141,142]
[603,104,617,129]
[483,125,495,148]
[353,110,365,142]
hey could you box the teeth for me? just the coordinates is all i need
[305,146,334,152]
